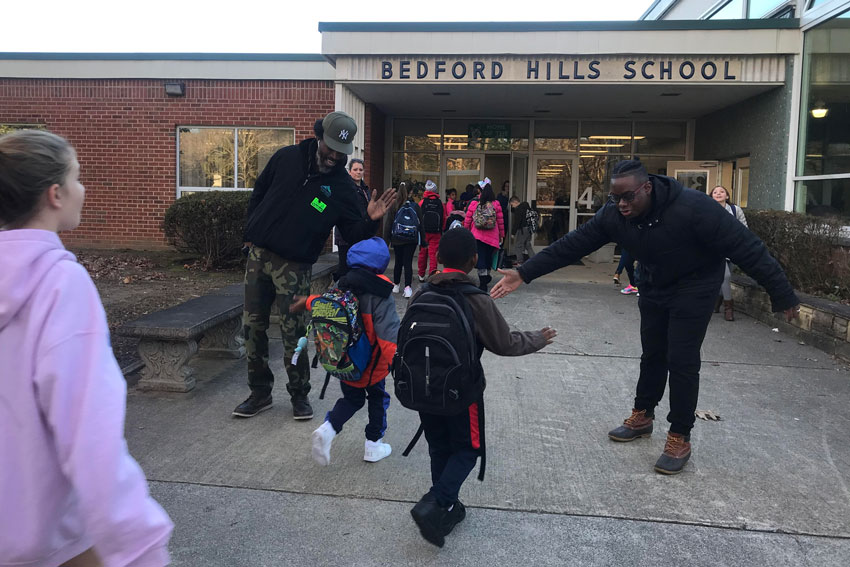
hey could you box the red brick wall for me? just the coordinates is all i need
[364,103,385,194]
[0,78,334,249]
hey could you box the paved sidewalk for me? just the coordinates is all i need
[126,259,850,566]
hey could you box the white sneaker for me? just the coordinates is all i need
[392,284,400,293]
[403,286,413,298]
[364,439,392,462]
[418,275,426,282]
[311,421,336,466]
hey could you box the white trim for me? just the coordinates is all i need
[793,173,850,180]
[785,50,804,211]
[802,0,850,29]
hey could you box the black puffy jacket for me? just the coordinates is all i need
[244,138,378,264]
[518,175,798,311]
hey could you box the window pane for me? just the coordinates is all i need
[748,0,782,18]
[393,119,441,151]
[445,119,529,151]
[798,9,850,177]
[634,122,686,155]
[795,178,850,220]
[179,128,235,188]
[579,155,625,216]
[533,120,578,151]
[392,153,440,198]
[710,0,744,19]
[579,121,631,155]
[633,155,683,177]
[237,129,294,188]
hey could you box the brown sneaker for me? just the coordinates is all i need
[608,409,654,442]
[654,432,692,475]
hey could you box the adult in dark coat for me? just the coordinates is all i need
[492,160,800,475]
[333,158,370,281]
[237,112,395,421]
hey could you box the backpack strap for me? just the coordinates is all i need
[319,371,331,400]
[476,396,486,481]
[729,203,737,216]
[402,423,425,457]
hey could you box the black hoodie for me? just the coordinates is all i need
[518,175,798,311]
[244,138,378,264]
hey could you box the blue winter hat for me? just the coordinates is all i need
[347,237,391,274]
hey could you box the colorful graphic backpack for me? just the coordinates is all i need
[306,289,372,382]
[472,201,497,230]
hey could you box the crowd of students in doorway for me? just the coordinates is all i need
[386,176,541,294]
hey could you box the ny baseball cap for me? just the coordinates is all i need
[322,111,357,155]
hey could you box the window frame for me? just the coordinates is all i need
[175,125,295,198]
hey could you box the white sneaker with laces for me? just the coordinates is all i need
[311,421,336,466]
[364,439,392,462]
[418,275,426,282]
[392,284,400,293]
[403,286,413,298]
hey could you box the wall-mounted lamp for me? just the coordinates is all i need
[164,82,185,97]
[811,101,828,119]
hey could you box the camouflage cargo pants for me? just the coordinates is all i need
[243,245,312,399]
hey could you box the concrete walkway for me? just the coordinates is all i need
[126,259,850,566]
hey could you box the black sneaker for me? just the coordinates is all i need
[442,500,466,536]
[411,493,447,547]
[292,396,313,420]
[232,394,272,418]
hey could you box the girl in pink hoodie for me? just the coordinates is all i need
[0,131,172,567]
[463,179,505,291]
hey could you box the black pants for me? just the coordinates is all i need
[635,289,716,436]
[326,380,390,442]
[419,404,481,507]
[393,243,416,287]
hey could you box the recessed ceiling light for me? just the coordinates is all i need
[441,109,457,113]
[660,92,681,97]
[534,109,551,113]
[631,110,648,114]
[433,92,451,96]
[544,92,563,96]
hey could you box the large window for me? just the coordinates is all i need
[794,8,850,218]
[177,127,293,196]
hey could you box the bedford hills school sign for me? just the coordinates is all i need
[376,57,744,83]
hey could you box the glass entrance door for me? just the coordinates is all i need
[531,156,578,247]
[443,153,484,200]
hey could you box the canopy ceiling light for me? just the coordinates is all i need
[811,101,828,119]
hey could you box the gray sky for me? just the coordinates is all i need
[2,0,653,53]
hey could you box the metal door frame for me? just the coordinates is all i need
[530,154,580,232]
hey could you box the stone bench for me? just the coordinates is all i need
[118,254,338,392]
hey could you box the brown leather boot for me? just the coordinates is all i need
[714,296,723,313]
[608,409,653,442]
[654,432,692,475]
[724,299,735,321]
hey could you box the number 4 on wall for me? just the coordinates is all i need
[578,186,593,209]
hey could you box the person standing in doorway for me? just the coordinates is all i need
[418,180,444,279]
[391,183,426,298]
[333,157,370,281]
[236,111,396,420]
[710,185,748,321]
[464,179,505,291]
[509,195,535,266]
[492,160,799,475]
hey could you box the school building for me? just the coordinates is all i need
[0,0,847,249]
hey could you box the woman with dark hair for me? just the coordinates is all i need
[463,178,505,291]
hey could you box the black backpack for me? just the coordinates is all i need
[421,196,444,233]
[393,282,485,415]
[394,282,489,479]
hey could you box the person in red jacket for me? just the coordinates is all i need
[291,237,400,465]
[418,179,444,280]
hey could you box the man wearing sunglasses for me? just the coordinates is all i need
[492,159,799,475]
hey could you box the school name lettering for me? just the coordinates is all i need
[379,59,739,82]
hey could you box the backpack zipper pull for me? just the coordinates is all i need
[424,346,431,396]
[410,321,417,330]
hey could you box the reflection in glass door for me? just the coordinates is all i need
[532,157,576,248]
[443,153,483,199]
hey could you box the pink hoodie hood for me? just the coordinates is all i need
[0,229,172,567]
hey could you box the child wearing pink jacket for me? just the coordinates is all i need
[463,178,505,291]
[0,130,172,567]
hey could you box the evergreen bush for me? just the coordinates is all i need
[162,191,251,269]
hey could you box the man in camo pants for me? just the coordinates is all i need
[234,112,395,420]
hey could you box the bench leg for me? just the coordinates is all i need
[136,339,197,392]
[198,318,245,359]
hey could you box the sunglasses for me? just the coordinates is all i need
[608,183,648,205]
